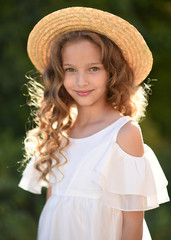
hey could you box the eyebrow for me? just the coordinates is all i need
[63,64,74,66]
[89,63,102,65]
[63,62,102,66]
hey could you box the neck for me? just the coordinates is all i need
[75,102,114,127]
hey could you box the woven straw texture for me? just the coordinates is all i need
[27,7,153,84]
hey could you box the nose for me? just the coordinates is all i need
[76,72,88,87]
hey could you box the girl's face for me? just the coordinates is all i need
[62,39,109,108]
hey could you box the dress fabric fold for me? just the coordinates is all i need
[93,142,169,211]
[18,156,49,194]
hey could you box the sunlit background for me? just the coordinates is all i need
[0,0,170,239]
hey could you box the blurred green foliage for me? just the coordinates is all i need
[0,0,170,239]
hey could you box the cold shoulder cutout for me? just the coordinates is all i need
[116,120,144,157]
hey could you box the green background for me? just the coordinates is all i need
[0,0,170,239]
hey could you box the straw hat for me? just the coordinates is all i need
[27,7,153,85]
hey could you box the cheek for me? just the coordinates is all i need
[97,73,109,88]
[63,76,72,90]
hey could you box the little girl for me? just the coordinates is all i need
[19,7,169,240]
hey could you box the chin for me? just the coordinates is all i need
[76,100,99,108]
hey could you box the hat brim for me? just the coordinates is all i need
[27,7,153,85]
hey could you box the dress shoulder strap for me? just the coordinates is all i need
[113,116,132,141]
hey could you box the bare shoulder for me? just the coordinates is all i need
[116,120,144,157]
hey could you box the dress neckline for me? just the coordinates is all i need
[69,116,131,142]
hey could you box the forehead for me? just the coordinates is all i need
[62,39,101,64]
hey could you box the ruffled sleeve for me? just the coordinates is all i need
[18,156,49,194]
[93,143,170,211]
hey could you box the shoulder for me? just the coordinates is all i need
[116,120,144,157]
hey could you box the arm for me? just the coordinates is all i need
[117,120,144,239]
[46,186,52,201]
[121,211,144,240]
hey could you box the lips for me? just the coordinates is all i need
[75,90,94,96]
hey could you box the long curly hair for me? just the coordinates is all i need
[24,30,149,182]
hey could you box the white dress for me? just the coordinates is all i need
[19,116,169,240]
